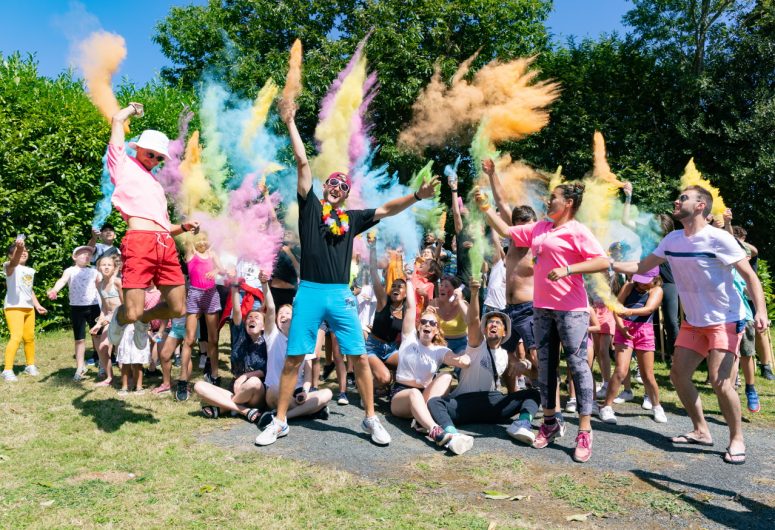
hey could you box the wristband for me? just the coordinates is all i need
[413,191,422,201]
[566,266,572,276]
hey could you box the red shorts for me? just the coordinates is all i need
[674,321,743,358]
[614,320,656,351]
[120,231,184,289]
[593,303,615,336]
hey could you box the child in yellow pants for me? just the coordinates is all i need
[3,238,47,381]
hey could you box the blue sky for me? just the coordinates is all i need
[0,0,632,85]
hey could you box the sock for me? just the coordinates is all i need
[518,411,533,422]
[444,425,458,435]
[745,384,755,393]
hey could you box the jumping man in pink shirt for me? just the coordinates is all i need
[106,103,199,351]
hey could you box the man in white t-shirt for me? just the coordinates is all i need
[614,185,766,465]
[427,277,542,454]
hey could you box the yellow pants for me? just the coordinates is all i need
[4,308,35,370]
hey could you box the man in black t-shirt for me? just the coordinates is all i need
[256,100,438,447]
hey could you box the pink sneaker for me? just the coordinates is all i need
[573,431,593,463]
[532,421,562,449]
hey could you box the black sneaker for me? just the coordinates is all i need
[173,355,181,367]
[258,410,276,429]
[761,364,775,381]
[321,363,336,380]
[175,380,189,402]
[346,373,356,389]
[313,406,330,420]
[204,373,222,387]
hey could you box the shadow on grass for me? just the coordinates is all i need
[72,389,159,433]
[633,470,775,529]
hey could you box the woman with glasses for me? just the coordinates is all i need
[477,183,610,463]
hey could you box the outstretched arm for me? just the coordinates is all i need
[482,159,512,226]
[281,104,313,199]
[613,254,665,276]
[374,176,439,221]
[466,276,484,348]
[47,269,71,300]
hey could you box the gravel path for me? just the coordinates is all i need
[204,392,775,528]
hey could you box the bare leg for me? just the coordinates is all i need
[706,349,744,454]
[74,339,86,373]
[603,346,633,406]
[636,350,660,406]
[391,388,436,429]
[133,364,143,391]
[741,354,755,385]
[368,355,392,387]
[670,346,711,440]
[194,377,264,415]
[96,332,113,382]
[140,285,186,322]
[275,356,305,423]
[158,336,180,388]
[593,333,612,384]
[204,313,220,378]
[352,354,376,417]
[286,389,333,419]
[120,364,130,390]
[179,314,199,382]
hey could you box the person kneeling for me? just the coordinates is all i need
[427,277,541,455]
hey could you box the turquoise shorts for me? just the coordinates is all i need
[287,281,365,356]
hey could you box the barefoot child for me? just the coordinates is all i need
[116,285,160,394]
[3,238,47,381]
[47,245,100,381]
[91,253,123,386]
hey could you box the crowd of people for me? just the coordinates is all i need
[3,101,773,465]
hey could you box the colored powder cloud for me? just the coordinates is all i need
[679,158,727,215]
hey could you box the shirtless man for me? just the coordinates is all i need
[482,159,538,393]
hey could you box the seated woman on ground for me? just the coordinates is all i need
[390,279,470,445]
[365,238,407,389]
[260,280,332,428]
[193,273,270,422]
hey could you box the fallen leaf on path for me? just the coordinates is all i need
[483,490,511,500]
[199,484,216,494]
[565,513,593,522]
[487,522,497,530]
[40,500,54,507]
[35,482,53,488]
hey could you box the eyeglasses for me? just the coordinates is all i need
[325,177,350,193]
[487,319,504,327]
[145,151,165,162]
[419,318,438,327]
[677,194,691,202]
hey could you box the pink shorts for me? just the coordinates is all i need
[614,320,655,351]
[593,303,615,335]
[674,321,743,358]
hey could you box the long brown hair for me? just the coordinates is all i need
[419,307,447,346]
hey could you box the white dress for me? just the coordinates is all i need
[116,325,150,365]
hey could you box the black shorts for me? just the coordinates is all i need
[501,302,536,352]
[70,304,101,341]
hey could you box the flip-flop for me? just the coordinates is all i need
[201,406,219,419]
[245,408,261,423]
[670,433,714,446]
[724,447,746,465]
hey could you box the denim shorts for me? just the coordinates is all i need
[446,335,468,354]
[365,335,399,361]
[501,302,536,352]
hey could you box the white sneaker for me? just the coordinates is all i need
[2,369,18,382]
[613,389,634,404]
[642,394,653,410]
[410,419,429,434]
[446,433,474,455]
[652,405,667,423]
[507,419,535,445]
[73,367,88,382]
[634,367,643,384]
[599,405,617,424]
[362,416,391,445]
[595,383,609,400]
[133,321,150,349]
[108,311,125,345]
[23,365,39,376]
[565,397,577,413]
[255,418,289,446]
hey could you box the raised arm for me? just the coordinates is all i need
[261,271,276,337]
[369,243,388,310]
[402,278,417,337]
[466,276,483,348]
[110,103,141,146]
[280,103,313,199]
[474,188,511,237]
[5,239,25,278]
[621,182,636,229]
[482,159,512,225]
[490,226,505,265]
[230,279,243,326]
[374,176,439,221]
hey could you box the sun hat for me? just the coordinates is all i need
[481,310,511,343]
[632,267,660,284]
[129,130,171,159]
[72,246,95,260]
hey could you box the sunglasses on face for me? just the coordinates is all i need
[677,194,691,202]
[419,318,438,327]
[144,151,165,162]
[325,177,350,193]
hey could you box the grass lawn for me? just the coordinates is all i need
[0,328,772,528]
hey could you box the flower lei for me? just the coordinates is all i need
[321,201,349,236]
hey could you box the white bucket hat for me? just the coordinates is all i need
[481,310,512,343]
[129,129,171,159]
[72,245,95,260]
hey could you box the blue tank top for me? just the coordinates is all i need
[623,287,654,323]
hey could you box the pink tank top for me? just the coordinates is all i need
[188,254,215,290]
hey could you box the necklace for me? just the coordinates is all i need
[321,201,349,236]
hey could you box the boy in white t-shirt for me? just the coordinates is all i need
[3,238,48,381]
[614,185,767,465]
[47,246,101,381]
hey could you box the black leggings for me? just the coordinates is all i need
[70,304,100,341]
[661,282,680,357]
[428,389,541,430]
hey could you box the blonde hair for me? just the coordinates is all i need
[419,307,447,346]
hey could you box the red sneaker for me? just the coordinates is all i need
[532,421,562,449]
[573,431,593,463]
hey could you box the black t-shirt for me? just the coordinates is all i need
[298,190,378,284]
[273,249,299,285]
[456,227,473,285]
[230,324,267,378]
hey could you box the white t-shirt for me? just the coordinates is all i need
[483,259,506,310]
[3,263,35,309]
[236,259,262,289]
[357,283,377,331]
[395,331,450,388]
[451,340,507,397]
[264,327,315,389]
[62,266,100,306]
[653,225,746,326]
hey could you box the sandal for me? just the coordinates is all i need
[202,406,220,419]
[670,433,713,446]
[245,408,261,423]
[723,447,746,465]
